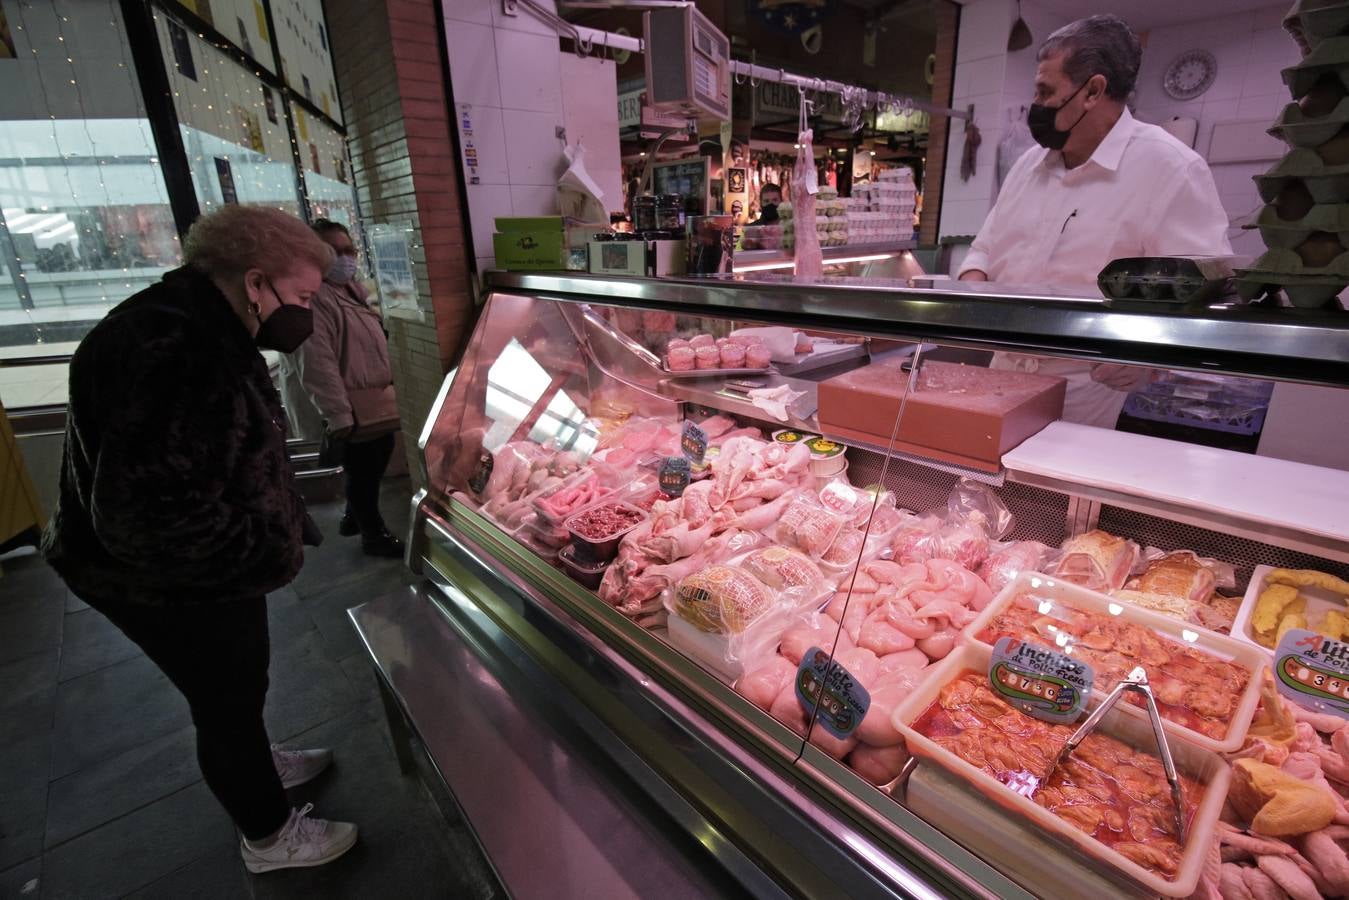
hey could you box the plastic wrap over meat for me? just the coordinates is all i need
[978,541,1052,595]
[891,513,944,564]
[672,565,775,635]
[777,496,848,558]
[1052,529,1140,592]
[741,546,825,593]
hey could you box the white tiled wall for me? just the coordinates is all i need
[443,0,569,268]
[939,0,1071,240]
[1133,4,1299,259]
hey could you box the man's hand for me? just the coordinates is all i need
[1090,363,1153,392]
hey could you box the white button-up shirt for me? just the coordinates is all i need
[959,108,1233,427]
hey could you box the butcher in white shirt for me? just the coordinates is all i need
[959,14,1232,428]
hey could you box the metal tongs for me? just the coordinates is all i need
[1045,666,1187,844]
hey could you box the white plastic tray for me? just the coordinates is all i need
[662,364,776,378]
[1002,422,1349,551]
[963,572,1268,753]
[892,643,1231,898]
[1231,564,1349,658]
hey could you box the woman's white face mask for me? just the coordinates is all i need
[326,255,358,284]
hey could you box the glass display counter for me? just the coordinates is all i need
[382,270,1349,899]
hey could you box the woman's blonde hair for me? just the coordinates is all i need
[183,206,334,279]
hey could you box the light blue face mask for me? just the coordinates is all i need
[326,254,358,284]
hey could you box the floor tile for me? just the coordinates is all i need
[264,588,317,647]
[263,630,355,744]
[0,783,46,872]
[121,844,251,900]
[42,783,235,900]
[301,569,413,663]
[0,594,63,666]
[337,654,384,716]
[0,857,41,899]
[49,655,191,779]
[57,608,141,682]
[45,726,200,848]
[0,649,59,746]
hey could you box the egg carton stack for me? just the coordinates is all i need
[782,187,849,250]
[1236,1,1349,310]
[853,168,918,244]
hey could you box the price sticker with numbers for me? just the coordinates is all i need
[989,637,1094,725]
[1275,628,1349,720]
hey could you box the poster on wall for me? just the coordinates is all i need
[168,19,197,80]
[0,2,16,60]
[368,225,419,320]
[214,157,238,204]
[263,87,278,124]
[235,105,265,153]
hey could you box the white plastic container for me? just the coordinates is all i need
[892,643,1232,898]
[963,571,1269,753]
[1231,564,1349,658]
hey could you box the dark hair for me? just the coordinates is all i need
[761,183,782,198]
[311,218,351,241]
[1038,14,1142,101]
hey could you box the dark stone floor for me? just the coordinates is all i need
[0,478,502,900]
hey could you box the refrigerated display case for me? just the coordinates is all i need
[352,271,1349,899]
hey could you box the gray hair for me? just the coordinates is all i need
[1038,14,1142,101]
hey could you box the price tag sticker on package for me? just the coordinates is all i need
[657,456,690,497]
[989,637,1093,725]
[681,420,708,464]
[795,646,870,739]
[1274,629,1349,720]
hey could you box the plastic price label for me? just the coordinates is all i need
[1275,628,1349,720]
[467,448,494,496]
[989,637,1093,725]
[658,456,691,497]
[681,420,708,464]
[796,646,871,739]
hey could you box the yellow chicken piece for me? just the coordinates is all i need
[1252,583,1300,635]
[1323,609,1349,641]
[1275,611,1308,646]
[1231,758,1337,836]
[1267,568,1349,597]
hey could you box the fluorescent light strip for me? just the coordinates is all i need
[735,252,897,273]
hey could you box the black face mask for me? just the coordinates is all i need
[253,278,313,353]
[1027,80,1090,150]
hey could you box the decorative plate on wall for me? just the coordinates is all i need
[1164,49,1218,101]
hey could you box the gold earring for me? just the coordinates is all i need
[248,300,261,316]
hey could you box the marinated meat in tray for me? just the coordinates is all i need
[977,591,1252,741]
[913,671,1205,880]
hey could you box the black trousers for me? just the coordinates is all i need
[344,431,395,537]
[88,594,289,841]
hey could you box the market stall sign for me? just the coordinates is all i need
[658,456,691,497]
[752,0,837,36]
[989,637,1093,725]
[757,81,845,124]
[1275,629,1349,720]
[796,645,870,739]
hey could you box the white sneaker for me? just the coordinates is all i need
[241,803,358,873]
[272,745,333,789]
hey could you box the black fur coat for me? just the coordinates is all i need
[43,265,306,605]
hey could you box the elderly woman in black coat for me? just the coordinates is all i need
[43,206,358,873]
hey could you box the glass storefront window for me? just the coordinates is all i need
[157,8,303,216]
[292,102,356,229]
[0,0,181,408]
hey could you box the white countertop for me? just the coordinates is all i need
[1003,421,1349,544]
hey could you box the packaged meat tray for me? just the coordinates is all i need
[892,643,1231,897]
[965,572,1269,753]
[565,502,648,564]
[1231,564,1349,655]
[661,363,777,378]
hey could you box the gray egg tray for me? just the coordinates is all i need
[1250,202,1349,248]
[1285,0,1349,56]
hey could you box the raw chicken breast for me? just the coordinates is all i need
[834,647,880,689]
[849,743,909,785]
[858,610,918,655]
[736,655,797,711]
[769,682,809,736]
[780,618,855,664]
[858,682,909,747]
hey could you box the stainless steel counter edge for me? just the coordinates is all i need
[411,497,1033,900]
[483,270,1349,387]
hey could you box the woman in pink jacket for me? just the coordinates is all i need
[287,220,403,557]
